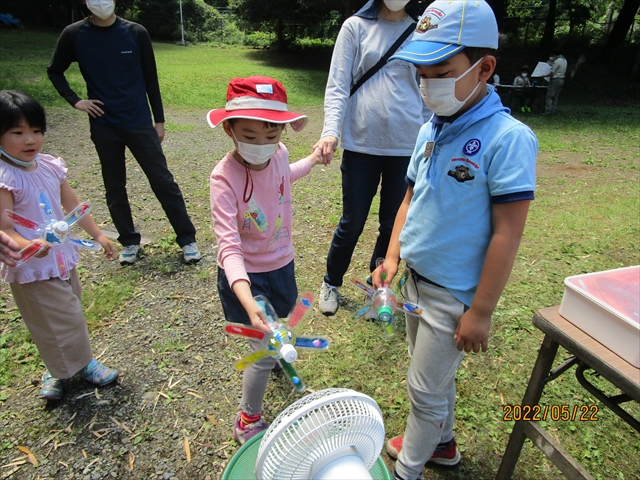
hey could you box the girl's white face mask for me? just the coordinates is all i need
[383,0,410,12]
[86,0,115,20]
[420,58,484,117]
[232,130,278,165]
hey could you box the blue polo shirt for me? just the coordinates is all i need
[400,86,538,306]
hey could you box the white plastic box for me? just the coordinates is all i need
[559,265,640,368]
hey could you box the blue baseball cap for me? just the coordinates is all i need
[390,0,499,65]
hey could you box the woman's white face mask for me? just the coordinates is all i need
[420,58,484,117]
[231,129,278,165]
[86,0,115,20]
[383,0,410,12]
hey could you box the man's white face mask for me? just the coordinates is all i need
[86,0,115,20]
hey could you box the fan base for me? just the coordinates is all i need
[222,431,391,480]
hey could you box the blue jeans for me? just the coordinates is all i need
[217,261,298,414]
[324,150,410,287]
[90,122,196,247]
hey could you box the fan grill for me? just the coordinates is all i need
[256,389,385,479]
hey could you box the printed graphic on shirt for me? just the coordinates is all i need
[243,199,269,232]
[278,176,285,203]
[267,213,290,253]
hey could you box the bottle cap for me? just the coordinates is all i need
[280,344,298,363]
[378,306,393,323]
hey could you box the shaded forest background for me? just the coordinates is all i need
[3,0,640,101]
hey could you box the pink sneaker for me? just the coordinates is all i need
[386,435,461,467]
[233,412,268,445]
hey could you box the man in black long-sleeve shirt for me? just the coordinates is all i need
[47,0,201,264]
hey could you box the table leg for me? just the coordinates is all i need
[496,334,559,479]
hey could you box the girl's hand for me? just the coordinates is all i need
[372,258,398,289]
[307,149,323,166]
[95,234,115,259]
[312,136,338,166]
[33,238,51,258]
[245,299,271,334]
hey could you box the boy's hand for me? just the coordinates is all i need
[95,234,115,259]
[312,136,338,165]
[454,308,491,353]
[372,258,398,289]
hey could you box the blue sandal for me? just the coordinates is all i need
[38,371,63,401]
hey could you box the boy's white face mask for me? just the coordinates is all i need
[231,129,278,165]
[86,0,115,20]
[420,58,483,117]
[383,0,410,12]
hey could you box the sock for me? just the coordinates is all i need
[240,411,262,428]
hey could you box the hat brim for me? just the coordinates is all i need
[207,109,308,132]
[389,41,465,65]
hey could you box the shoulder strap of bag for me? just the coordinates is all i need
[349,22,416,97]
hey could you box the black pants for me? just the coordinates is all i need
[324,150,410,287]
[90,122,196,247]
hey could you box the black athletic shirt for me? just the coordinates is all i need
[47,17,165,129]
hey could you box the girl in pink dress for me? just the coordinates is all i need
[0,90,118,401]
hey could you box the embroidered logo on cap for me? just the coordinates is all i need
[256,84,273,94]
[416,16,438,33]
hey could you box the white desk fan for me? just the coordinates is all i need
[255,388,385,479]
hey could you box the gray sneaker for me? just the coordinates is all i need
[319,281,339,315]
[119,245,140,265]
[182,242,201,263]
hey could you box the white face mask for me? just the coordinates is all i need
[383,0,410,12]
[86,0,115,20]
[420,58,484,117]
[522,73,528,77]
[232,130,278,165]
[0,146,34,168]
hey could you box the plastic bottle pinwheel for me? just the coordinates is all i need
[352,278,422,337]
[3,190,101,280]
[224,293,329,392]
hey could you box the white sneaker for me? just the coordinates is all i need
[182,242,201,263]
[119,245,140,265]
[319,281,339,315]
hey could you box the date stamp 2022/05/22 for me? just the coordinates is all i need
[503,404,599,422]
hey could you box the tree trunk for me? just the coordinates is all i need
[605,0,640,50]
[539,0,557,54]
[276,16,285,51]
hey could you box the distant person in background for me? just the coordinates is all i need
[542,48,567,116]
[512,65,532,113]
[47,0,201,265]
[314,0,429,316]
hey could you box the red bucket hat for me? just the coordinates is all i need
[207,76,308,132]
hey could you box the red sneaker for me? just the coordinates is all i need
[386,435,461,467]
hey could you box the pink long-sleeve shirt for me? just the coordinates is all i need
[210,143,315,287]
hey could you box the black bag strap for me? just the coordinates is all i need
[349,22,416,97]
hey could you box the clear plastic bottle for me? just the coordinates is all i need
[372,287,398,324]
[256,296,298,363]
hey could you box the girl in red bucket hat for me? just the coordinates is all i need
[207,76,324,444]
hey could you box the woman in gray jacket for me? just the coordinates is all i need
[314,0,429,315]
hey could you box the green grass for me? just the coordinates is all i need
[0,29,327,110]
[0,27,639,480]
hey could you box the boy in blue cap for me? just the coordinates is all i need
[371,1,538,478]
